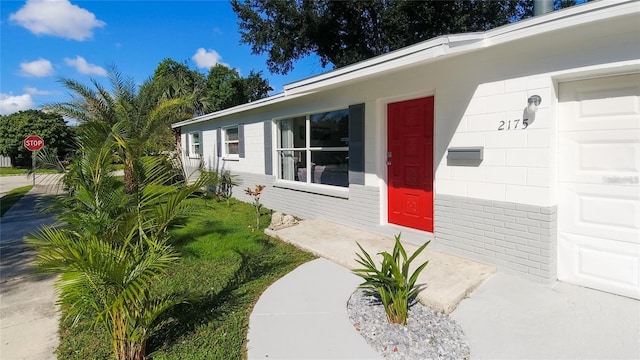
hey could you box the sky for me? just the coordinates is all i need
[0,0,327,116]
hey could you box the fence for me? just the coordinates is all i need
[0,155,11,168]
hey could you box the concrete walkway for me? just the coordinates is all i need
[251,219,640,360]
[0,173,62,197]
[266,219,495,313]
[452,272,640,359]
[1,186,59,360]
[248,258,381,359]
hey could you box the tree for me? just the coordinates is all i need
[0,109,75,167]
[240,70,273,103]
[138,60,271,162]
[46,68,191,194]
[28,120,215,360]
[141,60,272,115]
[139,58,210,117]
[232,0,583,74]
[205,64,272,112]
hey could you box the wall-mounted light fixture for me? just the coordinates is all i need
[527,95,542,114]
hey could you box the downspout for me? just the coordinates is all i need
[534,0,554,16]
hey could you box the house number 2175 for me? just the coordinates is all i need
[498,118,529,131]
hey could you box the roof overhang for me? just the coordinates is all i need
[173,0,639,129]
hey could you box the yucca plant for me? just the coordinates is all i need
[352,234,430,325]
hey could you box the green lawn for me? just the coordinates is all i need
[0,168,60,175]
[56,197,315,360]
[0,185,33,216]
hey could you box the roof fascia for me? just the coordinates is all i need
[172,92,290,128]
[484,0,639,46]
[173,0,637,129]
[283,0,638,95]
[283,32,485,94]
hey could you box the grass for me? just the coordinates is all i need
[56,197,315,360]
[0,167,60,175]
[0,185,33,216]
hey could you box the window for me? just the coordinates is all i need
[276,109,349,187]
[224,127,239,156]
[189,132,201,157]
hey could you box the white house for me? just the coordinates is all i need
[173,0,640,300]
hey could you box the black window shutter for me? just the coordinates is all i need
[238,124,245,158]
[185,132,190,156]
[216,128,221,157]
[349,103,365,185]
[264,120,273,175]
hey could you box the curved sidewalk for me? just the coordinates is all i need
[247,258,381,360]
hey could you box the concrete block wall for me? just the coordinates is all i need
[181,121,267,175]
[226,122,266,173]
[230,171,381,231]
[434,194,557,283]
[435,76,555,208]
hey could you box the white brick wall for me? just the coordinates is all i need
[181,122,267,175]
[435,75,553,206]
[484,131,528,148]
[226,122,265,174]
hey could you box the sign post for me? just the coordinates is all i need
[24,135,44,186]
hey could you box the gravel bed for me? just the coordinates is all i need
[347,288,470,360]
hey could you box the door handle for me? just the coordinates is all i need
[387,161,392,166]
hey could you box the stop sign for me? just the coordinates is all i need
[24,135,44,151]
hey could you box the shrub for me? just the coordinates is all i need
[352,234,430,325]
[206,170,237,203]
[245,184,265,228]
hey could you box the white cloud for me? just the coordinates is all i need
[10,0,105,41]
[192,48,228,69]
[19,58,54,77]
[0,93,34,115]
[24,86,51,95]
[64,56,106,76]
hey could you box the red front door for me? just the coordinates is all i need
[387,97,434,232]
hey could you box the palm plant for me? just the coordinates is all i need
[352,234,430,325]
[29,228,181,360]
[28,125,214,360]
[46,67,193,194]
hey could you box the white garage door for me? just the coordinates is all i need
[558,74,640,299]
